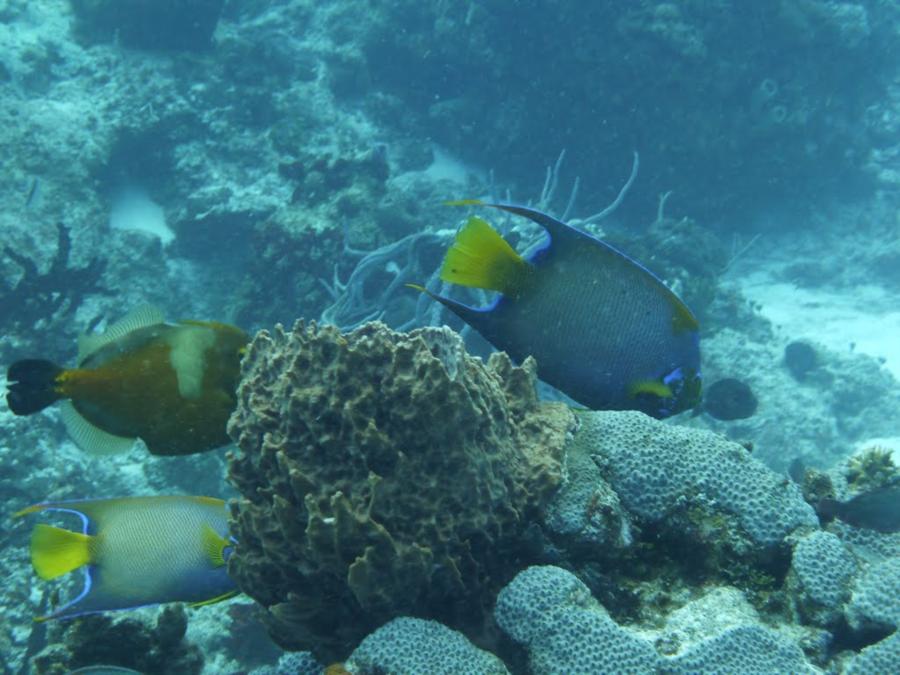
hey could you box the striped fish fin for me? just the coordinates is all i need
[200,523,230,567]
[77,304,166,363]
[60,401,136,455]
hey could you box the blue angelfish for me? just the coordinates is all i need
[412,201,702,417]
[15,495,237,621]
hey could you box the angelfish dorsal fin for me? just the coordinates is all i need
[77,304,166,363]
[60,401,136,455]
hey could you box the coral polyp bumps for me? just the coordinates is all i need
[225,321,574,660]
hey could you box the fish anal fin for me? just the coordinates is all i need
[30,524,93,580]
[628,380,673,399]
[200,523,229,567]
[189,589,239,608]
[441,216,529,294]
[77,304,166,363]
[60,401,136,456]
[444,198,485,207]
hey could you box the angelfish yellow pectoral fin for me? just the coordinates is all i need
[200,523,229,567]
[440,216,529,295]
[628,380,673,400]
[30,524,93,580]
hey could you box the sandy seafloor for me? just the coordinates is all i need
[1,1,899,674]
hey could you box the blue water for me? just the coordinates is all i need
[1,1,898,673]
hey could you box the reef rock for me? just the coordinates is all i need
[226,321,574,660]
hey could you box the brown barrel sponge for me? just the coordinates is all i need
[225,321,574,660]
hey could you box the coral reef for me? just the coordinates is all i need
[70,0,225,51]
[788,531,857,626]
[845,556,900,634]
[572,410,817,550]
[846,631,900,674]
[343,617,509,675]
[226,321,574,660]
[784,341,819,381]
[30,606,203,675]
[1,223,107,355]
[495,566,817,675]
[845,445,898,491]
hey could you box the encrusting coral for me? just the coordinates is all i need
[226,321,574,660]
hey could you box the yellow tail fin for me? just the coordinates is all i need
[440,216,529,294]
[30,524,93,580]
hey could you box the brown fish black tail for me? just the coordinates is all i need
[6,359,64,415]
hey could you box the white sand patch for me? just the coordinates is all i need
[740,272,900,379]
[110,188,175,246]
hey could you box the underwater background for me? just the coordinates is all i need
[1,1,899,673]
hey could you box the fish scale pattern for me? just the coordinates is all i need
[572,411,818,546]
[790,530,857,621]
[344,617,510,675]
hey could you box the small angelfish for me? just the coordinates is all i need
[15,495,238,621]
[6,305,248,456]
[411,202,701,417]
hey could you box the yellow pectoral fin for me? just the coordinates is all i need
[188,589,239,608]
[200,523,229,567]
[628,380,673,400]
[440,215,529,294]
[30,524,93,580]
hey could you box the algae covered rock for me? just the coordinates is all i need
[226,321,574,659]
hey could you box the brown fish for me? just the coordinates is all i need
[6,306,247,456]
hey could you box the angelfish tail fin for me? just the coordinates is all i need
[29,524,93,580]
[440,216,529,294]
[6,359,64,415]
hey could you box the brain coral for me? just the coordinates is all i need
[572,410,817,548]
[496,566,817,675]
[495,566,660,674]
[846,556,900,632]
[789,530,857,626]
[226,321,574,660]
[343,617,509,675]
